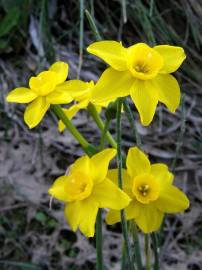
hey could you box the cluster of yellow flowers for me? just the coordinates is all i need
[6,41,189,237]
[48,147,189,237]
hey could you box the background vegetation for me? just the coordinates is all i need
[0,0,202,269]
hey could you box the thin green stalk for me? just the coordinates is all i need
[121,244,126,270]
[151,233,159,270]
[123,99,142,149]
[116,98,135,270]
[87,103,117,149]
[96,209,103,270]
[99,118,110,150]
[131,222,143,270]
[85,9,102,41]
[77,0,84,79]
[145,234,151,270]
[90,0,95,17]
[121,0,127,23]
[51,105,96,156]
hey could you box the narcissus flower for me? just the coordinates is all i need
[48,149,131,237]
[6,61,73,128]
[58,80,106,132]
[106,147,189,233]
[87,41,186,126]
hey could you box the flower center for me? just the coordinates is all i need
[132,174,160,204]
[127,43,163,80]
[134,61,150,73]
[64,171,93,201]
[138,184,150,196]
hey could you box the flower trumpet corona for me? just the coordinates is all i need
[48,149,131,237]
[87,41,186,126]
[6,62,74,128]
[106,147,189,233]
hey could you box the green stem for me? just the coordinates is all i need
[121,244,126,270]
[77,0,84,79]
[85,9,102,41]
[151,233,159,270]
[96,210,103,270]
[123,99,142,149]
[131,222,143,270]
[87,103,117,149]
[145,234,151,270]
[99,118,110,150]
[121,0,127,23]
[116,98,135,270]
[51,105,96,156]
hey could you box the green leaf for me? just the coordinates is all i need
[39,0,55,63]
[0,7,20,38]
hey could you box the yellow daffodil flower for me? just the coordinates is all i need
[58,80,105,132]
[48,148,131,237]
[6,61,74,128]
[106,147,189,233]
[87,41,186,126]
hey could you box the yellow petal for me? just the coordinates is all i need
[49,61,69,84]
[56,80,92,99]
[125,200,140,220]
[106,200,139,225]
[106,210,121,225]
[78,197,99,237]
[126,147,150,178]
[154,45,186,73]
[154,185,189,213]
[153,74,180,113]
[76,99,89,108]
[92,67,133,104]
[70,155,91,176]
[58,121,65,132]
[90,148,117,183]
[91,177,131,210]
[46,87,73,104]
[87,41,128,71]
[150,163,174,189]
[48,176,68,202]
[134,202,164,233]
[64,201,81,231]
[58,106,80,132]
[24,97,50,128]
[130,79,158,126]
[94,105,102,112]
[29,71,57,96]
[6,87,38,103]
[107,169,133,197]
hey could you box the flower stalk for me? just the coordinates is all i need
[131,222,143,270]
[87,103,117,149]
[116,97,135,270]
[51,104,96,156]
[99,118,110,150]
[145,234,151,270]
[96,210,103,270]
[151,233,159,270]
[123,99,142,149]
